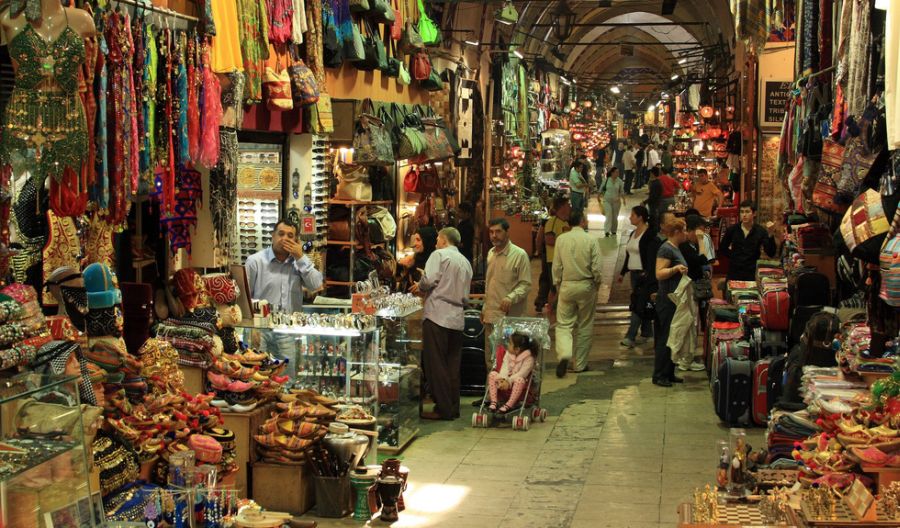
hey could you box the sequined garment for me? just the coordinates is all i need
[239,0,270,104]
[141,25,158,184]
[105,11,139,226]
[0,19,88,184]
[93,32,110,210]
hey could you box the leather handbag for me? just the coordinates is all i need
[418,115,453,161]
[397,60,411,85]
[369,206,397,239]
[413,51,431,81]
[693,278,713,301]
[838,134,879,203]
[371,0,395,23]
[812,167,847,214]
[399,10,424,53]
[403,168,420,193]
[288,55,319,107]
[327,219,351,241]
[398,112,427,159]
[410,164,439,193]
[353,101,394,166]
[416,0,441,46]
[420,69,444,91]
[357,21,386,72]
[389,0,402,39]
[335,162,373,201]
[263,53,293,111]
[344,22,366,62]
[384,37,401,78]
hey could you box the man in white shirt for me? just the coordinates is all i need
[552,209,603,377]
[411,227,473,420]
[647,144,661,169]
[622,144,636,196]
[482,218,532,369]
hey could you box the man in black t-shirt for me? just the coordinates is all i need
[719,200,778,281]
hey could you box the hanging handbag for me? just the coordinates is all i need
[383,34,401,77]
[413,164,439,193]
[397,60,411,85]
[399,3,424,54]
[416,0,441,46]
[352,100,394,166]
[323,2,344,68]
[356,21,386,71]
[397,111,427,159]
[419,114,453,161]
[412,51,431,81]
[420,69,443,91]
[390,0,402,40]
[344,20,366,62]
[349,0,370,13]
[812,166,847,214]
[287,48,319,107]
[370,0,395,23]
[880,233,900,307]
[263,51,293,111]
[335,162,373,201]
[821,138,845,169]
[838,132,880,203]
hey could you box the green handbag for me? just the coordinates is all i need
[353,100,395,166]
[357,21,386,71]
[416,0,441,46]
[398,110,427,159]
[383,36,400,76]
[398,61,411,85]
[371,0,395,23]
[350,0,370,13]
[496,1,518,23]
[399,19,424,54]
[420,69,443,91]
[344,22,365,62]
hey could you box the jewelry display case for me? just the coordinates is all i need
[0,373,99,528]
[376,306,422,454]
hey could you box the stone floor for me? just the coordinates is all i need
[301,190,765,527]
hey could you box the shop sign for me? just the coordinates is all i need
[762,81,792,127]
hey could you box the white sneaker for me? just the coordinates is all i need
[635,336,649,344]
[689,362,705,371]
[620,338,635,348]
[677,363,691,372]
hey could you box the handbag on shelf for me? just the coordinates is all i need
[335,162,373,201]
[352,101,394,166]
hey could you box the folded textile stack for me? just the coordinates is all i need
[253,390,338,464]
[800,366,871,414]
[204,273,243,356]
[767,409,821,462]
[160,269,223,368]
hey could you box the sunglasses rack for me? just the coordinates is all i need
[234,144,284,262]
[310,134,330,240]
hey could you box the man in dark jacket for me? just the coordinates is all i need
[720,200,778,281]
[646,166,663,231]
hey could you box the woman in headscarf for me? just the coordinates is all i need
[397,226,439,291]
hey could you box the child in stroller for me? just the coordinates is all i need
[487,332,535,413]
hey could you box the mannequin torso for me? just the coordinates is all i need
[0,0,95,45]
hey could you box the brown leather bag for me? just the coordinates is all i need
[328,219,351,241]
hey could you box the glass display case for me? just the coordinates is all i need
[376,306,422,454]
[0,373,99,528]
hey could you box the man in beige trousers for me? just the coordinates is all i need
[552,208,603,377]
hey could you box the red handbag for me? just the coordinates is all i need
[403,169,420,193]
[812,167,848,214]
[413,51,431,81]
[821,138,845,169]
[390,0,402,40]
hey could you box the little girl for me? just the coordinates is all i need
[488,333,536,413]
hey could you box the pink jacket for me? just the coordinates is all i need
[497,349,534,383]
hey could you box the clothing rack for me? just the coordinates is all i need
[111,0,198,23]
[794,65,837,88]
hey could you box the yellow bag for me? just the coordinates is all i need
[263,50,293,112]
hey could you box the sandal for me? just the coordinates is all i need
[497,405,510,413]
[488,402,497,412]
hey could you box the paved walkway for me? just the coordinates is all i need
[303,191,765,527]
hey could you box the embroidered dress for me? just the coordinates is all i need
[105,12,138,226]
[140,24,158,190]
[239,0,270,104]
[0,13,88,185]
[93,32,109,210]
[210,0,243,73]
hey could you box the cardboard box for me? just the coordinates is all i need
[250,462,315,515]
[221,405,271,497]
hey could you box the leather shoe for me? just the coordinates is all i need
[556,359,569,378]
[652,378,672,387]
[669,376,684,383]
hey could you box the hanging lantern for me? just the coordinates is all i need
[699,106,714,119]
[553,0,577,42]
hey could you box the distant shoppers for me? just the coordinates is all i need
[660,144,673,174]
[623,143,636,195]
[634,143,645,191]
[647,143,661,171]
[456,202,475,264]
[613,141,626,179]
[482,218,533,369]
[691,169,724,217]
[553,209,603,377]
[618,206,659,348]
[568,160,588,213]
[652,217,689,387]
[719,200,778,281]
[600,167,626,238]
[535,197,571,313]
[647,166,663,230]
[396,226,438,292]
[658,169,679,222]
[411,227,473,420]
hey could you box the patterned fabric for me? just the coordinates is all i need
[85,306,124,338]
[239,0,271,104]
[267,0,293,45]
[42,211,81,306]
[304,0,324,86]
[83,213,116,269]
[846,0,871,116]
[105,11,139,227]
[799,0,819,74]
[159,168,203,254]
[210,128,239,262]
[454,77,477,163]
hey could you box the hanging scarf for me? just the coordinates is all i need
[187,33,201,163]
[81,7,98,188]
[160,167,202,254]
[174,32,189,167]
[104,11,137,226]
[93,32,110,211]
[141,24,158,186]
[198,46,222,168]
[156,28,175,215]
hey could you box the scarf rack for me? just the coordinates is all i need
[110,0,198,23]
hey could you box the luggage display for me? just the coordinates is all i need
[751,328,788,359]
[460,309,487,395]
[792,271,831,307]
[710,340,750,389]
[760,290,790,331]
[767,354,788,413]
[752,358,771,426]
[713,358,753,426]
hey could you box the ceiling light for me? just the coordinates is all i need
[647,104,655,112]
[671,74,679,80]
[610,86,620,94]
[678,58,687,64]
[464,40,479,46]
[876,0,888,9]
[497,19,513,25]
[572,78,577,84]
[512,49,524,59]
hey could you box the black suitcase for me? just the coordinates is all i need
[792,271,831,307]
[752,328,788,359]
[767,354,788,413]
[713,358,753,425]
[460,309,487,395]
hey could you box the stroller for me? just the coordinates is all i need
[472,317,549,431]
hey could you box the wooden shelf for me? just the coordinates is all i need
[325,280,355,286]
[329,199,393,206]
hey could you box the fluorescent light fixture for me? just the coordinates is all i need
[671,74,679,80]
[512,49,524,59]
[497,18,513,25]
[678,58,687,64]
[572,78,576,84]
[610,86,620,94]
[464,40,479,46]
[876,0,888,9]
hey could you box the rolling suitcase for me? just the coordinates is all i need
[460,309,487,395]
[767,354,788,413]
[752,358,771,426]
[760,290,790,331]
[713,358,753,425]
[710,340,750,389]
[751,328,788,359]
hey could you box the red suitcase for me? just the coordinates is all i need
[760,290,790,330]
[752,358,771,426]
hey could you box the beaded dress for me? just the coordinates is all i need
[0,10,88,183]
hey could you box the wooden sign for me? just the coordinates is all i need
[762,81,792,128]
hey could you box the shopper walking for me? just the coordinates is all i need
[633,144,645,191]
[622,143,636,195]
[600,167,626,237]
[618,206,659,348]
[411,228,473,420]
[660,144,673,174]
[647,166,663,231]
[535,197,570,313]
[652,217,689,387]
[658,169,679,224]
[482,218,532,369]
[568,160,588,213]
[553,209,603,377]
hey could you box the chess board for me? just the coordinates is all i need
[800,500,900,526]
[680,502,797,527]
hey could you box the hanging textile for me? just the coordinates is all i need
[198,46,223,168]
[174,32,190,167]
[267,0,292,45]
[187,34,201,162]
[291,0,307,44]
[239,0,270,103]
[141,24,158,191]
[454,77,477,164]
[157,28,176,215]
[799,0,819,75]
[208,71,242,261]
[42,211,81,306]
[81,8,98,190]
[846,0,871,117]
[160,167,202,255]
[818,0,832,71]
[210,0,244,73]
[82,212,116,269]
[887,0,900,149]
[93,31,109,210]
